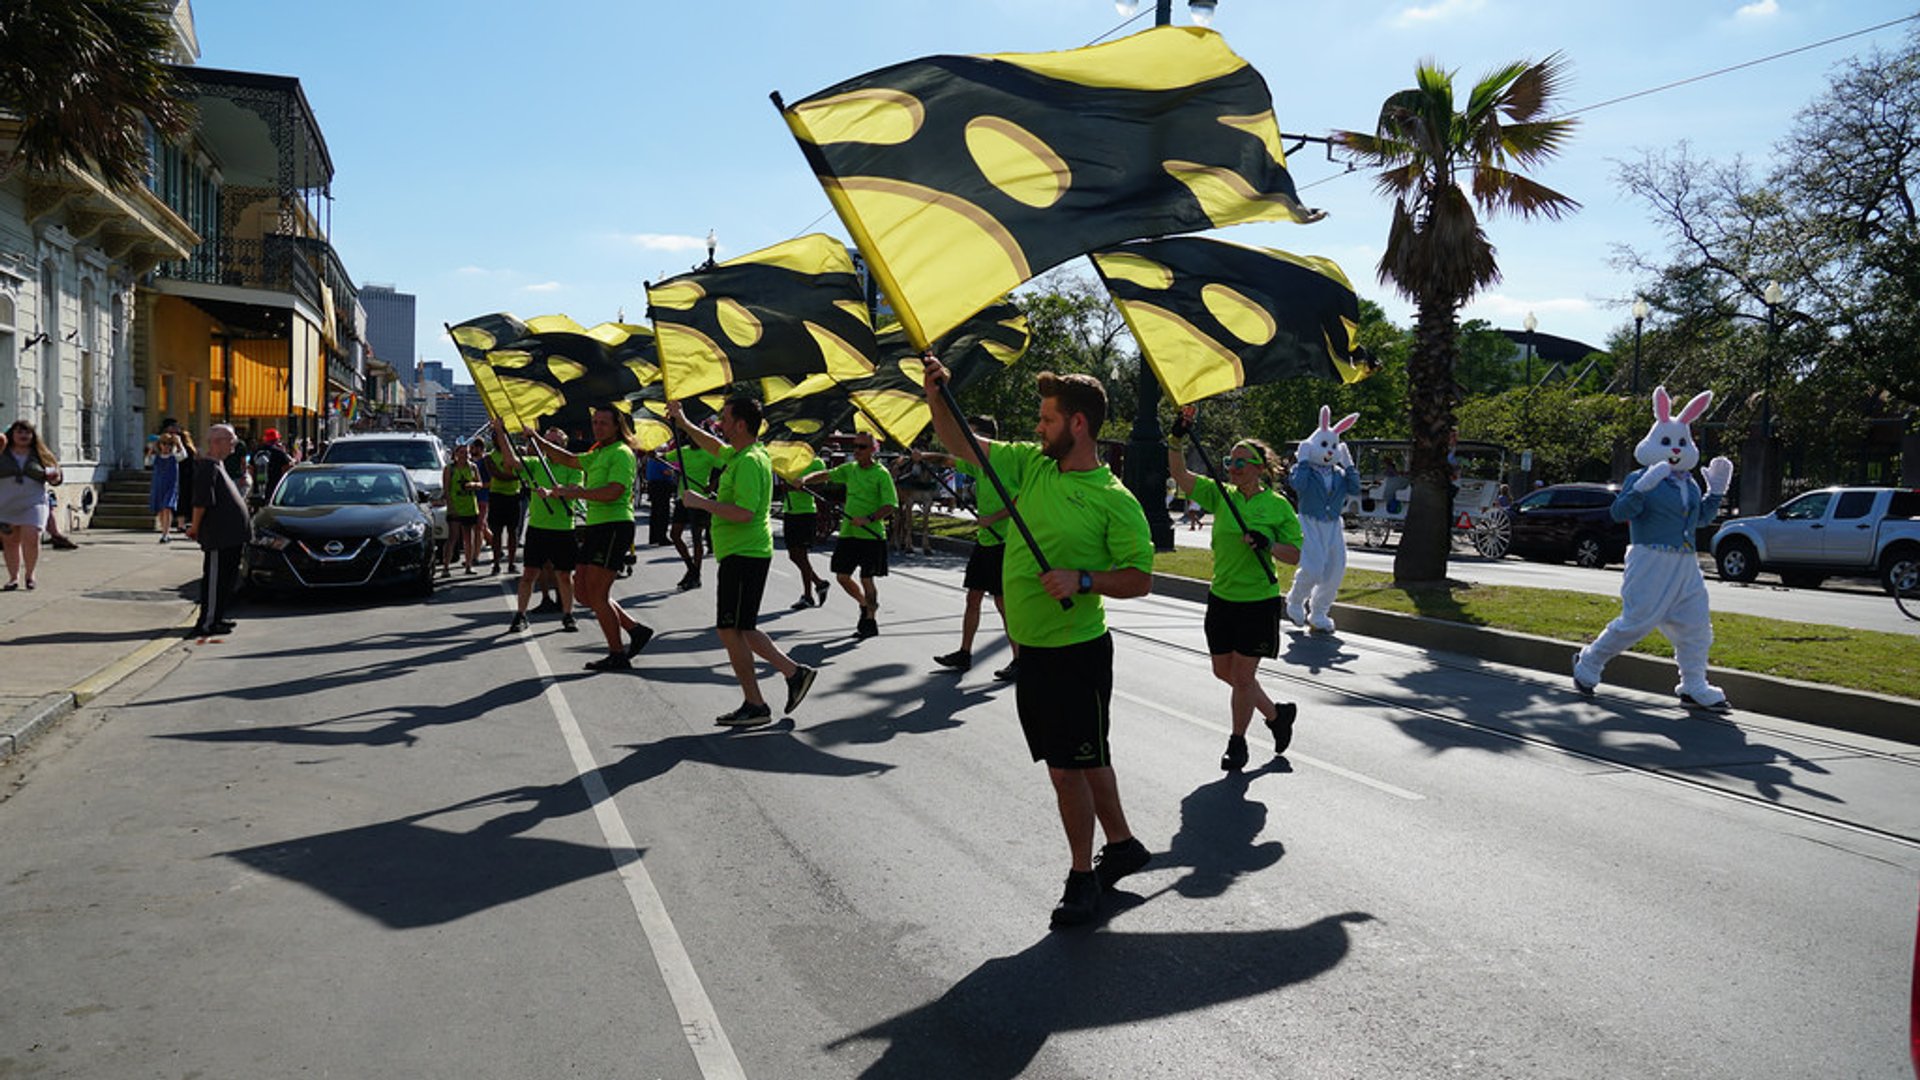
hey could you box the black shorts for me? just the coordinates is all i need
[1204,594,1282,659]
[963,542,1004,595]
[716,555,771,631]
[522,525,577,572]
[487,492,524,533]
[673,502,711,530]
[829,536,889,578]
[576,521,634,571]
[448,512,479,526]
[782,513,817,551]
[1014,633,1115,769]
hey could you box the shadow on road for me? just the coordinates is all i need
[157,676,554,749]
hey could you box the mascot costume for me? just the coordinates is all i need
[1286,406,1361,633]
[1573,386,1735,710]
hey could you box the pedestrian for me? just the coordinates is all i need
[778,457,832,610]
[669,435,717,591]
[41,486,78,549]
[1,419,62,590]
[668,395,818,727]
[484,433,525,574]
[530,405,652,672]
[495,418,579,633]
[223,428,252,504]
[470,438,495,550]
[186,424,251,635]
[924,417,1020,680]
[801,432,897,640]
[1166,416,1304,771]
[923,360,1154,929]
[147,429,186,541]
[247,427,293,510]
[891,444,940,555]
[441,443,483,575]
[643,449,676,546]
[170,423,198,537]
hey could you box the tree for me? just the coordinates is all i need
[0,0,194,189]
[1334,57,1579,584]
[959,270,1133,440]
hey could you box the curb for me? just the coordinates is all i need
[0,612,199,766]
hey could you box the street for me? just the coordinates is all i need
[1,544,1916,1079]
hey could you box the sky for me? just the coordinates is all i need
[187,0,1920,382]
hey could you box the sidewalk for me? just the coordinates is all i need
[0,529,202,761]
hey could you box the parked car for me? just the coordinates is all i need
[321,432,449,539]
[1502,483,1631,568]
[244,464,436,598]
[1710,487,1920,593]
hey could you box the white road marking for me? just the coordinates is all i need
[1112,687,1425,801]
[511,607,747,1080]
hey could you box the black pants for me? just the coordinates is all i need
[197,545,242,630]
[647,480,675,546]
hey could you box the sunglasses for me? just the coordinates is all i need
[1226,456,1261,468]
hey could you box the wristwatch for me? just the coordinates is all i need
[1077,571,1094,595]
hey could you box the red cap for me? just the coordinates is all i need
[263,428,280,442]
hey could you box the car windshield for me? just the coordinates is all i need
[276,472,413,507]
[325,440,442,470]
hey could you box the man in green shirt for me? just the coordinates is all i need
[670,395,819,728]
[779,458,832,610]
[924,358,1155,930]
[484,440,526,575]
[494,417,581,634]
[802,434,897,640]
[670,437,718,591]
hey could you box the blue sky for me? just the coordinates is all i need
[189,0,1918,380]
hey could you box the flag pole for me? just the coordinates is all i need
[932,374,1071,611]
[1186,413,1277,585]
[447,322,562,518]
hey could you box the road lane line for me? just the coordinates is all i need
[1111,687,1426,801]
[512,617,747,1080]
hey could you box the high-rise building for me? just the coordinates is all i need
[359,283,416,385]
[437,383,490,448]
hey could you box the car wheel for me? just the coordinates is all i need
[1881,544,1920,597]
[413,555,436,599]
[1716,538,1760,583]
[1778,571,1827,590]
[1572,534,1607,569]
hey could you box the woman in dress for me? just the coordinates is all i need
[1,420,63,590]
[147,431,186,540]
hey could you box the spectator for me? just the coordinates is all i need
[147,430,187,541]
[1,419,61,589]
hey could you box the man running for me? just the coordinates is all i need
[779,458,832,610]
[530,406,652,672]
[802,433,896,640]
[923,360,1154,929]
[495,417,580,634]
[669,396,819,728]
[922,417,1018,680]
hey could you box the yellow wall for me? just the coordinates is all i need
[150,295,218,435]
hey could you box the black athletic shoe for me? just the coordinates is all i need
[815,580,831,603]
[992,659,1021,683]
[1220,734,1249,772]
[1266,702,1298,755]
[1049,870,1102,929]
[533,597,561,614]
[785,665,818,714]
[625,624,654,659]
[490,561,501,577]
[855,616,879,640]
[933,650,972,672]
[584,654,631,672]
[1092,837,1151,891]
[677,575,701,592]
[715,701,774,728]
[790,594,814,610]
[507,614,528,633]
[1679,692,1731,713]
[560,616,579,633]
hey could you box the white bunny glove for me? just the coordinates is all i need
[1703,456,1734,497]
[1633,461,1673,493]
[1335,443,1354,471]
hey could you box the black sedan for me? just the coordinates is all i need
[244,464,436,598]
[1504,483,1630,568]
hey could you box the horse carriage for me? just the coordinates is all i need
[1339,439,1514,558]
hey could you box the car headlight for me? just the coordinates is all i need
[253,528,291,551]
[379,521,428,547]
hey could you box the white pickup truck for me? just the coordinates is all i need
[1710,486,1920,593]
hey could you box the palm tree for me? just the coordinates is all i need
[1335,56,1578,584]
[0,0,195,189]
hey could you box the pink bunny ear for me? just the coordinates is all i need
[1330,412,1360,435]
[1677,390,1713,423]
[1317,405,1332,430]
[1652,386,1672,422]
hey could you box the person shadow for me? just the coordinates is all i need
[1150,767,1289,900]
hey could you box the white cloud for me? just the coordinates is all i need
[1465,293,1593,325]
[523,281,563,293]
[1391,0,1486,28]
[1734,0,1780,20]
[615,232,711,253]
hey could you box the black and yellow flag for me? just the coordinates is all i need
[850,302,1030,448]
[448,313,659,435]
[1090,237,1371,407]
[779,26,1322,351]
[646,233,879,401]
[761,387,858,481]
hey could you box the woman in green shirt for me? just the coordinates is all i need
[531,406,653,672]
[441,443,483,577]
[1168,422,1304,772]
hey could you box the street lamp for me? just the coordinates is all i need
[1763,281,1783,436]
[1522,311,1538,485]
[1631,298,1648,396]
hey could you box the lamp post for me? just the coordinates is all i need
[1762,281,1782,436]
[1631,298,1648,396]
[1522,311,1537,424]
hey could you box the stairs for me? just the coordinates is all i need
[90,469,160,530]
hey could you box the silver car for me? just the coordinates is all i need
[321,432,450,540]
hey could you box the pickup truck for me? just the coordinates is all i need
[1710,486,1920,593]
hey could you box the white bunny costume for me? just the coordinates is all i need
[1285,406,1361,632]
[1573,386,1735,710]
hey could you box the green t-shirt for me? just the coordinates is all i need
[711,443,775,561]
[1189,475,1302,602]
[782,459,825,515]
[485,449,524,496]
[525,462,583,532]
[447,463,479,517]
[578,443,636,525]
[955,457,1007,548]
[674,446,718,497]
[989,442,1153,648]
[828,461,897,541]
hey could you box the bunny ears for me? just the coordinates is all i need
[1651,385,1713,424]
[1318,404,1360,435]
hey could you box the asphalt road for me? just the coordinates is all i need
[2,545,1916,1079]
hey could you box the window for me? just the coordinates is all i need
[1832,491,1877,520]
[1887,491,1920,520]
[1776,492,1833,521]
